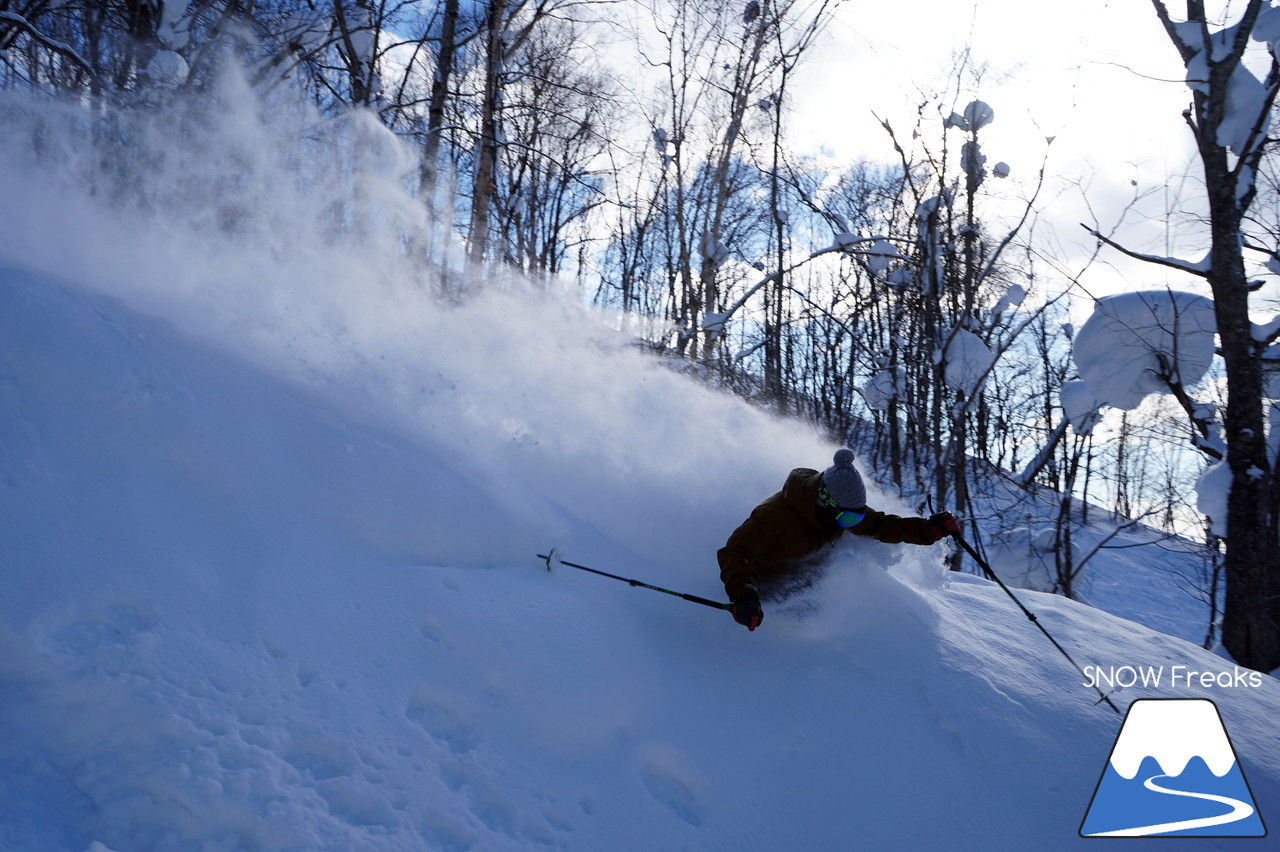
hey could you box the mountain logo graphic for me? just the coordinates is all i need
[1080,698,1267,837]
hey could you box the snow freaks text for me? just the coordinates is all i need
[1082,665,1265,691]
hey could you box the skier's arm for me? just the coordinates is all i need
[717,501,785,600]
[717,525,762,601]
[848,507,941,545]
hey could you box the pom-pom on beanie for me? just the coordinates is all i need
[820,449,866,509]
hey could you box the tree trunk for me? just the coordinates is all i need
[697,1,771,364]
[468,0,507,270]
[1146,0,1280,672]
[1207,195,1280,669]
[422,0,459,206]
[1198,45,1280,671]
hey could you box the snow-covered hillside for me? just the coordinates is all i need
[4,268,1280,850]
[2,87,1279,851]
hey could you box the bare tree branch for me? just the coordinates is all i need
[0,10,96,76]
[1079,223,1211,278]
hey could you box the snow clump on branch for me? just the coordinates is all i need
[1072,290,1216,412]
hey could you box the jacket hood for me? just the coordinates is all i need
[781,467,824,527]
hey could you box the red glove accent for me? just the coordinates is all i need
[731,591,763,631]
[929,511,961,540]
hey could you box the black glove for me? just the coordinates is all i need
[928,511,961,540]
[731,591,763,631]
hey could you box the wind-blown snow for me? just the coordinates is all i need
[1,80,1279,851]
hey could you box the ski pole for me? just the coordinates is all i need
[949,532,1122,716]
[538,551,731,611]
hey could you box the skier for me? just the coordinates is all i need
[720,449,960,631]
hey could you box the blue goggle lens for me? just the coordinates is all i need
[818,483,865,528]
[833,508,866,528]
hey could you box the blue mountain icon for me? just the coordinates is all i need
[1081,698,1266,837]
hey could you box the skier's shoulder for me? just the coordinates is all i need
[746,469,815,512]
[781,467,819,503]
[783,467,819,491]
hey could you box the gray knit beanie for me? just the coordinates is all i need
[820,449,866,509]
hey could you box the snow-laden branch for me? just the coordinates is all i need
[1252,309,1280,346]
[939,295,1067,470]
[0,11,96,75]
[1155,351,1226,461]
[1080,224,1211,277]
[1015,417,1071,487]
[1069,289,1225,461]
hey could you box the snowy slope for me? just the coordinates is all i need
[2,267,1279,852]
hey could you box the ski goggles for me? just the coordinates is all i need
[817,483,867,529]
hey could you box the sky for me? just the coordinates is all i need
[800,0,1191,161]
[789,0,1210,297]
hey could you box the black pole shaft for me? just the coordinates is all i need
[538,554,731,611]
[951,534,1122,716]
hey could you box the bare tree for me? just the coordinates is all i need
[465,0,576,272]
[1089,1,1280,672]
[0,0,217,93]
[493,17,616,282]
